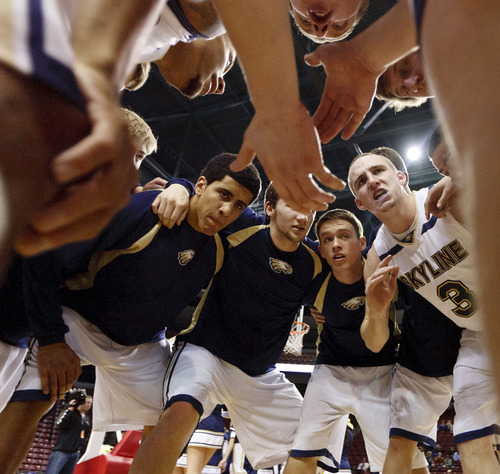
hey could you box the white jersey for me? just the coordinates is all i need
[373,187,482,331]
[138,0,225,63]
[0,0,224,102]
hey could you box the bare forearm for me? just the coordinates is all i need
[351,0,418,75]
[212,0,300,110]
[360,310,390,353]
[72,0,164,86]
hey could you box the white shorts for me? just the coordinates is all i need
[0,339,28,412]
[390,364,453,449]
[176,454,222,474]
[290,364,394,472]
[164,342,303,470]
[13,307,170,431]
[453,329,500,443]
[0,0,84,105]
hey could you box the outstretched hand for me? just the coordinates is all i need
[305,41,381,143]
[365,255,399,315]
[230,102,345,214]
[16,65,138,256]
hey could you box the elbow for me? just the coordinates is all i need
[365,341,384,353]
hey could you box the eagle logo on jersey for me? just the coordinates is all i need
[269,258,293,275]
[178,249,195,266]
[342,296,366,310]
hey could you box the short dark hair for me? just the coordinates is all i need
[201,153,261,204]
[264,182,279,209]
[369,147,407,173]
[315,209,364,240]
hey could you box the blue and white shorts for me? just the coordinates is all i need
[164,342,303,470]
[11,307,170,431]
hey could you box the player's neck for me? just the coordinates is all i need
[269,226,301,252]
[186,196,201,232]
[381,192,416,235]
[331,258,364,285]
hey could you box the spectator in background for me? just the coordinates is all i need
[46,392,92,474]
[433,452,444,466]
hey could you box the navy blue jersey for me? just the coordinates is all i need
[179,225,323,376]
[397,282,462,377]
[24,191,224,347]
[0,255,31,347]
[307,270,397,367]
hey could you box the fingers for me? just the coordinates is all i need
[313,97,336,140]
[275,176,333,214]
[40,368,50,398]
[231,140,256,172]
[304,51,321,67]
[36,164,136,233]
[16,164,137,256]
[315,103,350,144]
[313,165,346,192]
[16,207,122,257]
[341,112,365,141]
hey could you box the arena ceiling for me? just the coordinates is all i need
[121,0,440,239]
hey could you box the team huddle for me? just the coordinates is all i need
[0,0,499,473]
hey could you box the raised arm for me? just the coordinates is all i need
[211,0,345,214]
[18,0,164,256]
[307,0,418,142]
[361,250,398,353]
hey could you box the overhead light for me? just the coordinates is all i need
[406,146,422,161]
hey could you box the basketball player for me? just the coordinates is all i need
[0,106,158,416]
[130,182,322,473]
[348,152,500,473]
[294,0,500,408]
[0,0,342,287]
[364,148,462,474]
[0,154,260,474]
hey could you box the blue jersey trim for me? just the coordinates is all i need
[167,0,208,40]
[421,215,438,236]
[10,389,50,403]
[454,424,500,445]
[165,394,204,418]
[390,427,436,450]
[380,243,403,261]
[291,448,340,473]
[30,0,85,109]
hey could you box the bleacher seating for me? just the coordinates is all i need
[18,398,65,473]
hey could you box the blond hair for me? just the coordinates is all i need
[122,108,157,157]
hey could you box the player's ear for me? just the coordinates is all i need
[194,176,207,196]
[318,244,326,259]
[397,171,408,187]
[265,201,274,218]
[355,197,366,211]
[359,236,367,252]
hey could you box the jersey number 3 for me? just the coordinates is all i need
[437,279,479,318]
